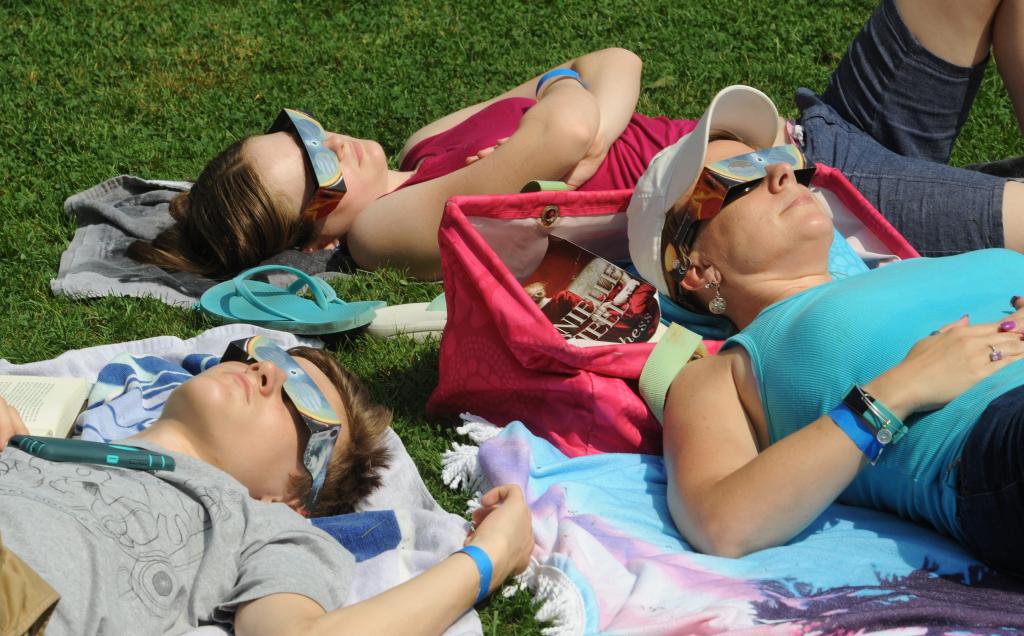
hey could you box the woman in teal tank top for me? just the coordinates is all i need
[627,87,1024,577]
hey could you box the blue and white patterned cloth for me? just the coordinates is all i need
[78,352,219,441]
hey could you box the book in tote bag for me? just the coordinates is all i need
[428,189,669,457]
[0,375,92,438]
[521,235,663,346]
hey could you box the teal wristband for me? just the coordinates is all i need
[535,68,585,96]
[860,395,907,445]
[457,545,493,605]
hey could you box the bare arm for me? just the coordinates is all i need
[398,48,642,167]
[235,485,533,636]
[354,49,643,278]
[561,48,641,188]
[234,555,480,636]
[665,317,1024,558]
[350,77,600,279]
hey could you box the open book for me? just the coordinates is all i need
[519,236,662,345]
[0,376,92,438]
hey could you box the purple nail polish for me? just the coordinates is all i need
[1001,320,1018,332]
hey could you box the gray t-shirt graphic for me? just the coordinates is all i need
[0,442,353,635]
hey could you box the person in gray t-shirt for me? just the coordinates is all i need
[0,340,533,635]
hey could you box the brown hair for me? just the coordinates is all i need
[126,137,315,278]
[285,347,393,516]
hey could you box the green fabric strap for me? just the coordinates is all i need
[520,180,572,193]
[639,323,705,424]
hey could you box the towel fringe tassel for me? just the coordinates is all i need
[456,412,502,443]
[525,562,586,636]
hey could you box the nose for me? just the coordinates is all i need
[764,163,796,193]
[248,360,281,395]
[322,133,348,157]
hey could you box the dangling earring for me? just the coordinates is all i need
[705,281,727,315]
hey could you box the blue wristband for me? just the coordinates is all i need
[535,68,585,96]
[829,404,884,463]
[457,545,493,605]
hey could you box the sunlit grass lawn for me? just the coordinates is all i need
[3,1,1021,631]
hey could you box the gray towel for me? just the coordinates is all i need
[53,175,349,308]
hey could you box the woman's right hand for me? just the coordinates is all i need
[0,397,29,450]
[868,315,1024,417]
[464,484,534,593]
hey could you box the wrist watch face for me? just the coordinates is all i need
[842,387,879,434]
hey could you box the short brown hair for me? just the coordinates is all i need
[285,347,392,516]
[126,136,315,278]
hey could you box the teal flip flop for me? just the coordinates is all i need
[198,265,385,335]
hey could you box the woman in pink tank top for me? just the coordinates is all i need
[128,48,692,280]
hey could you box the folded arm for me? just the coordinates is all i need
[399,47,642,167]
[354,49,643,278]
[350,76,600,278]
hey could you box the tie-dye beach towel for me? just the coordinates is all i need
[444,417,1024,635]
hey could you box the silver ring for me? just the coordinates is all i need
[989,345,1004,362]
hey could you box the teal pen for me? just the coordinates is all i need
[9,435,175,472]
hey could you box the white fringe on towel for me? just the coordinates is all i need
[441,413,501,495]
[456,412,502,443]
[442,414,585,636]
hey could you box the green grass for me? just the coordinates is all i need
[2,1,1022,632]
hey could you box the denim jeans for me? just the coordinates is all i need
[958,384,1024,578]
[797,0,1006,255]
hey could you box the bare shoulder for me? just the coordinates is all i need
[348,184,449,279]
[665,347,749,414]
[663,347,760,487]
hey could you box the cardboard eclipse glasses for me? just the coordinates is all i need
[221,336,342,510]
[268,108,347,220]
[663,144,816,293]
